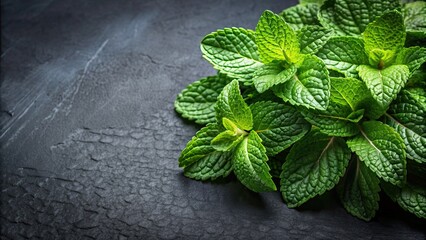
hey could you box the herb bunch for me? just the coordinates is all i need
[174,0,426,221]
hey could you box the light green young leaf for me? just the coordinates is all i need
[395,47,426,74]
[316,36,368,78]
[297,25,333,54]
[175,74,232,124]
[357,64,410,109]
[368,49,397,70]
[280,3,320,30]
[385,89,426,163]
[251,101,310,156]
[256,10,301,63]
[233,131,277,192]
[179,123,233,180]
[211,130,245,152]
[337,157,381,221]
[319,0,401,36]
[253,61,297,93]
[201,28,263,78]
[362,11,406,56]
[215,80,253,131]
[273,55,330,110]
[382,182,426,219]
[403,1,426,32]
[281,129,351,207]
[346,121,406,186]
[222,117,239,132]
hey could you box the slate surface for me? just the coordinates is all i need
[1,0,425,239]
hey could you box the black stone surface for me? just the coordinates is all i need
[1,0,425,239]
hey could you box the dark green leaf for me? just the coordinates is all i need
[319,0,401,36]
[298,25,334,54]
[395,47,426,74]
[175,74,232,124]
[347,121,406,186]
[201,28,263,78]
[253,61,297,93]
[179,124,233,180]
[382,182,426,219]
[357,65,410,109]
[251,101,310,156]
[280,3,320,31]
[385,89,426,163]
[316,36,368,78]
[338,157,380,221]
[273,55,330,110]
[281,130,351,207]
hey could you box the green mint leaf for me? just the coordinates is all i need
[337,157,381,221]
[273,55,330,110]
[330,77,370,111]
[385,89,426,163]
[251,101,310,156]
[367,49,397,70]
[316,36,368,78]
[319,0,401,36]
[406,68,426,89]
[362,11,405,58]
[300,77,369,136]
[175,74,232,124]
[222,117,239,132]
[299,0,325,5]
[215,80,253,131]
[395,47,426,74]
[211,130,245,152]
[179,123,233,180]
[253,61,297,93]
[201,28,262,78]
[298,25,333,54]
[382,182,426,219]
[300,85,363,137]
[280,3,320,31]
[357,64,410,109]
[403,1,426,32]
[256,10,301,63]
[268,155,286,178]
[179,123,220,168]
[331,77,387,119]
[281,129,351,207]
[233,131,277,192]
[184,151,234,181]
[346,121,406,186]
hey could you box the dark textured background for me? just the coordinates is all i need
[1,0,425,239]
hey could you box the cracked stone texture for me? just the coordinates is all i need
[1,0,425,239]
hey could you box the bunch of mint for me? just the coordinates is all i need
[174,0,426,221]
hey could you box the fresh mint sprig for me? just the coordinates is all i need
[175,0,426,221]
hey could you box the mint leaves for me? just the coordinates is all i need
[256,10,301,63]
[175,0,426,221]
[281,130,351,207]
[201,28,262,79]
